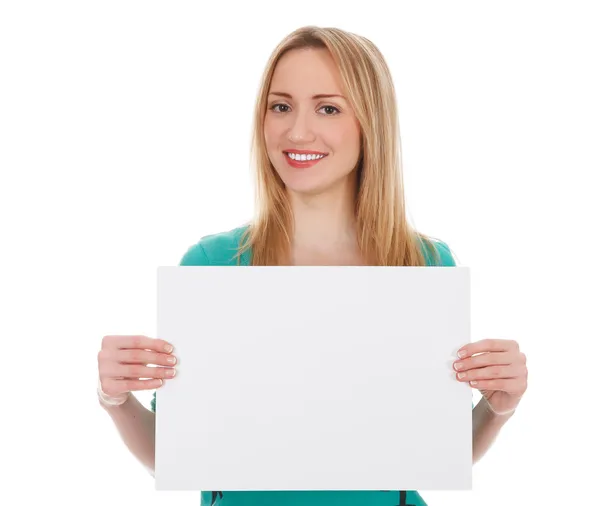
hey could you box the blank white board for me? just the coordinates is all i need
[155,266,472,491]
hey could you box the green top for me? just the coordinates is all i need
[152,224,464,506]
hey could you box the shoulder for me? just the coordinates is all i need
[179,224,250,266]
[434,239,458,266]
[420,237,458,266]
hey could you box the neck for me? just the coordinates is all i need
[288,179,357,251]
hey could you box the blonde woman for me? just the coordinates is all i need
[97,26,528,506]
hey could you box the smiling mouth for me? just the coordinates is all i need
[284,151,327,161]
[283,151,328,169]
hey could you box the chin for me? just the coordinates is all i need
[279,177,324,195]
[282,174,350,197]
[272,157,356,197]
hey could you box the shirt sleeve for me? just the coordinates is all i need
[435,240,457,266]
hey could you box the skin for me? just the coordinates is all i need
[455,338,528,416]
[264,48,361,198]
[263,47,362,265]
[455,338,528,464]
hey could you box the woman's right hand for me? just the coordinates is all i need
[97,334,178,404]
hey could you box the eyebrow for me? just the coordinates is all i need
[268,91,346,100]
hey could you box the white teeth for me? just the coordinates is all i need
[287,152,325,161]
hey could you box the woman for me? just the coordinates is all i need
[97,26,528,506]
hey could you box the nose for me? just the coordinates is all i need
[286,109,316,144]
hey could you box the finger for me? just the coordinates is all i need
[102,335,174,353]
[97,348,177,368]
[458,339,519,358]
[102,377,164,395]
[454,351,513,372]
[116,348,177,367]
[111,363,177,380]
[469,377,527,394]
[456,363,525,383]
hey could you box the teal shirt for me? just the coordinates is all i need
[152,225,465,506]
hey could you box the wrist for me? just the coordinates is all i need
[483,398,516,419]
[97,379,130,408]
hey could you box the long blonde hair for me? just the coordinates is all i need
[238,25,443,266]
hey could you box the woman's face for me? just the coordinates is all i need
[264,48,361,196]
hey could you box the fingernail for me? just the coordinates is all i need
[470,380,478,385]
[165,344,174,353]
[458,372,466,379]
[166,356,176,364]
[454,362,463,370]
[167,368,176,377]
[458,350,467,358]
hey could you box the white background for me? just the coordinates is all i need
[1,1,598,505]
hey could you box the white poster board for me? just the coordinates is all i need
[155,266,472,491]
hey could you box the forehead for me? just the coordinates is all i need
[269,48,344,96]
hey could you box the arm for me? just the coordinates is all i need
[472,397,514,464]
[99,394,156,475]
[434,243,523,463]
[98,240,209,474]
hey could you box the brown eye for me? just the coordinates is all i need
[319,105,340,115]
[271,104,290,113]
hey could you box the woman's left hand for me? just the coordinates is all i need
[454,339,528,416]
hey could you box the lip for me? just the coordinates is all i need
[283,149,328,169]
[284,149,328,155]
